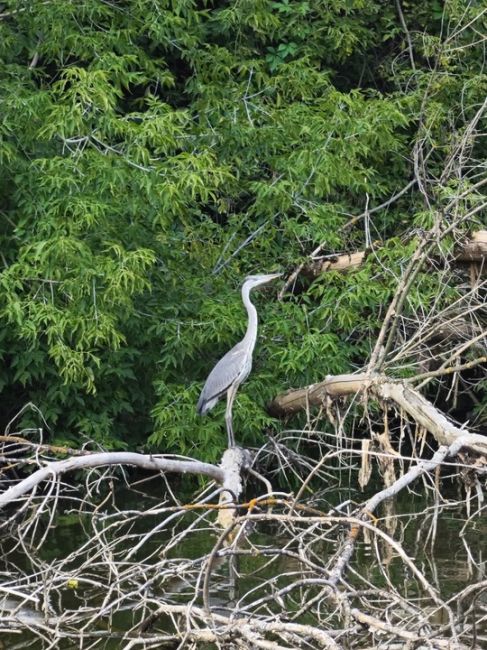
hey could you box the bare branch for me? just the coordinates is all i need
[0,451,224,509]
[269,373,487,454]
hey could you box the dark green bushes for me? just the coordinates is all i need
[0,0,485,456]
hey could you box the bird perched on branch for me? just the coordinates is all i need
[196,273,281,447]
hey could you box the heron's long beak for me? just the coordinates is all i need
[263,272,282,282]
[254,272,282,289]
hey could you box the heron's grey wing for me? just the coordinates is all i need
[197,342,251,415]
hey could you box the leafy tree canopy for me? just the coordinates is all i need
[0,0,485,457]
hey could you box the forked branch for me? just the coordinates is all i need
[269,373,487,454]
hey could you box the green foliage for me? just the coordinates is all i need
[0,0,485,456]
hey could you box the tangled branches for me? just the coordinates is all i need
[0,424,486,649]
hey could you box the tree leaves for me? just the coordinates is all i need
[0,0,485,449]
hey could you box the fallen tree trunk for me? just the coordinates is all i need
[303,230,487,278]
[455,230,487,261]
[269,373,487,454]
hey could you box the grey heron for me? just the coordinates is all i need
[196,273,281,447]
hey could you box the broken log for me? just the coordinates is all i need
[269,373,487,455]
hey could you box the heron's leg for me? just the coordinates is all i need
[225,384,237,447]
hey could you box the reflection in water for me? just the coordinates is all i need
[1,471,486,648]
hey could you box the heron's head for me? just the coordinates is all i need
[243,272,282,290]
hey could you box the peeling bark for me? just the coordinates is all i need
[269,373,487,454]
[455,230,487,262]
[302,230,487,278]
[217,446,250,527]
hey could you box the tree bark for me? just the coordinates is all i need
[269,373,487,454]
[303,230,487,278]
[0,452,225,510]
[455,230,487,261]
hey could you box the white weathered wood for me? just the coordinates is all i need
[0,452,224,510]
[217,446,250,527]
[270,373,487,455]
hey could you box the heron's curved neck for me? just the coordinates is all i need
[241,283,258,351]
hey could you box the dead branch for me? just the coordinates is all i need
[278,178,419,300]
[455,230,487,262]
[268,373,487,454]
[325,444,458,597]
[303,230,487,279]
[217,446,251,527]
[0,451,224,509]
[1,428,484,649]
[349,608,469,649]
[136,603,340,649]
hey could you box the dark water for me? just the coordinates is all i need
[1,475,486,648]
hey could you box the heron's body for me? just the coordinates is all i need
[196,273,280,447]
[196,341,252,415]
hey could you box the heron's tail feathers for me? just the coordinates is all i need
[196,393,219,415]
